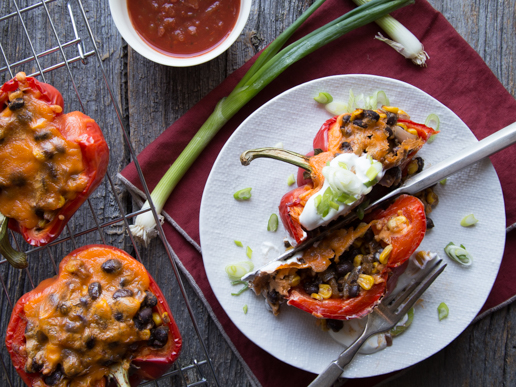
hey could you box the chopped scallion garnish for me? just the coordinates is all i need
[246,246,253,259]
[439,178,447,185]
[444,242,472,266]
[390,307,414,336]
[425,113,440,143]
[234,240,243,247]
[267,214,279,232]
[366,165,379,180]
[243,304,248,314]
[234,188,252,201]
[231,283,250,296]
[225,261,255,280]
[356,199,370,220]
[338,162,348,169]
[287,173,296,186]
[314,92,333,104]
[460,214,478,227]
[437,302,449,320]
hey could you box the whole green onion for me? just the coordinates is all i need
[130,0,415,246]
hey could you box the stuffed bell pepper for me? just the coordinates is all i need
[241,106,437,244]
[0,72,109,267]
[248,194,426,320]
[5,245,182,387]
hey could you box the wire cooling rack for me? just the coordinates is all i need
[0,1,220,386]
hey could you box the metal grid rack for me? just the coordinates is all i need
[0,1,220,386]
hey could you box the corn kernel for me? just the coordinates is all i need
[407,159,419,175]
[379,244,393,264]
[372,262,379,274]
[318,284,332,299]
[426,191,438,205]
[152,312,162,326]
[379,113,387,119]
[51,104,63,114]
[357,274,375,290]
[353,238,363,248]
[350,109,363,121]
[311,293,323,300]
[407,128,418,136]
[398,109,408,115]
[57,196,66,209]
[162,312,170,324]
[387,216,409,232]
[353,254,363,267]
[397,123,408,130]
[16,72,26,82]
[290,274,301,287]
[415,251,428,267]
[140,329,151,340]
[382,106,399,114]
[33,148,46,161]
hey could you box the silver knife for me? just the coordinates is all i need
[242,121,516,281]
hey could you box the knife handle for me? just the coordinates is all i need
[373,121,516,208]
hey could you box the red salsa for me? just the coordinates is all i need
[127,0,241,57]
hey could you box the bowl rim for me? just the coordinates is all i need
[108,0,252,67]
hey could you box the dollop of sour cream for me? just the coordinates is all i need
[299,153,384,230]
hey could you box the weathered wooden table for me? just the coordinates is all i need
[0,1,514,386]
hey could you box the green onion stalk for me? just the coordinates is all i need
[352,0,429,66]
[130,0,415,246]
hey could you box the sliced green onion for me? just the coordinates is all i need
[267,214,279,232]
[329,201,340,211]
[338,162,348,170]
[287,173,296,186]
[234,188,252,201]
[352,0,428,66]
[348,89,356,112]
[364,178,377,188]
[243,304,248,314]
[444,242,473,266]
[231,284,250,296]
[439,178,447,185]
[246,246,253,259]
[314,91,334,104]
[437,302,449,320]
[366,165,379,180]
[460,214,478,227]
[390,307,414,337]
[337,192,356,205]
[356,199,370,220]
[130,0,416,245]
[375,90,390,107]
[225,261,255,280]
[234,240,243,247]
[425,113,440,143]
[325,101,349,115]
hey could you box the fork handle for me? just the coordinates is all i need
[308,330,371,387]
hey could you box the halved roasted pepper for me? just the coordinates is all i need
[0,72,109,257]
[5,245,182,387]
[251,195,426,320]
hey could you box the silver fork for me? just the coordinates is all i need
[308,259,447,387]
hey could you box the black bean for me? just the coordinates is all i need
[340,141,352,151]
[128,342,139,352]
[43,365,64,386]
[426,217,435,229]
[335,261,353,276]
[143,291,158,308]
[10,172,26,187]
[79,297,89,307]
[34,131,52,141]
[321,268,336,283]
[284,240,292,248]
[113,288,133,299]
[65,321,82,333]
[35,208,45,219]
[36,330,48,344]
[114,312,123,321]
[363,110,380,121]
[386,112,397,126]
[149,326,169,348]
[414,157,424,174]
[303,281,320,295]
[101,359,116,367]
[28,358,43,373]
[341,114,351,124]
[88,282,102,300]
[102,259,122,274]
[46,162,58,180]
[313,148,323,156]
[136,307,153,325]
[55,144,66,154]
[267,289,280,305]
[379,166,402,188]
[8,98,24,111]
[326,319,344,332]
[302,171,311,180]
[352,119,368,129]
[134,317,146,331]
[86,338,95,350]
[349,285,360,298]
[120,277,130,287]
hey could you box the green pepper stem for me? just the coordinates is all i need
[240,147,312,172]
[110,363,131,387]
[0,214,28,269]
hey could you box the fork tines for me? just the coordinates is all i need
[378,259,447,321]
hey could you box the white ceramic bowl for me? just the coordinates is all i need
[109,0,252,67]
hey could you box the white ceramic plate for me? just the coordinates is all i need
[199,75,505,378]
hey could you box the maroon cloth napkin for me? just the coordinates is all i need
[121,0,516,386]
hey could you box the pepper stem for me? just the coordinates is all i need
[240,147,312,172]
[110,362,131,387]
[0,214,28,269]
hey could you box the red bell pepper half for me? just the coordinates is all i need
[0,73,109,247]
[5,245,182,387]
[286,195,426,320]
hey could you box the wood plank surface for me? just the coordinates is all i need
[0,0,514,387]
